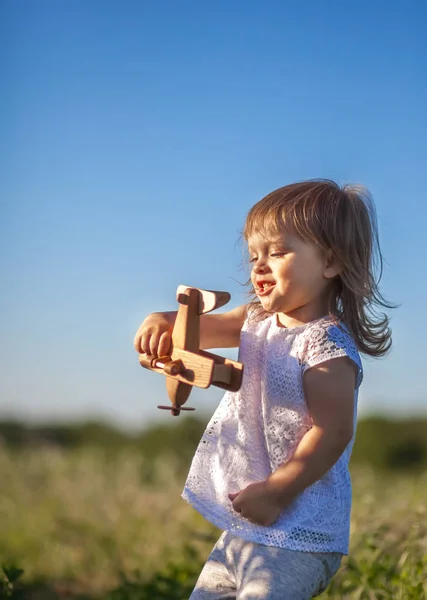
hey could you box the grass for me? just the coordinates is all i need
[0,443,426,599]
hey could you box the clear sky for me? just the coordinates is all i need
[1,0,426,430]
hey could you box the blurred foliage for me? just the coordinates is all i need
[0,436,425,599]
[106,543,202,600]
[350,416,427,471]
[0,415,426,472]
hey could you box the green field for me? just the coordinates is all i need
[1,422,426,599]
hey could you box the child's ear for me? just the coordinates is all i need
[323,251,342,279]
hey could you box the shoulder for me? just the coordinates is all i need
[299,318,363,388]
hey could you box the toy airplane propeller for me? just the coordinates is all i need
[139,285,244,416]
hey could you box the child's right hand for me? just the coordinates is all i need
[133,312,176,358]
[134,304,246,355]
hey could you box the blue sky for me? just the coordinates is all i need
[1,0,426,430]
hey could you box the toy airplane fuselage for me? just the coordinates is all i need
[139,285,244,416]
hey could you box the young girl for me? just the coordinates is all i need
[134,180,392,599]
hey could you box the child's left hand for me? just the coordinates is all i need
[228,481,285,526]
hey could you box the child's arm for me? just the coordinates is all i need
[267,357,356,497]
[133,304,247,357]
[229,357,356,526]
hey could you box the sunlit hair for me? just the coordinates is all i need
[243,179,393,357]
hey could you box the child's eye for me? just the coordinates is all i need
[271,252,285,258]
[249,256,257,263]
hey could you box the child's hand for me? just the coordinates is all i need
[133,312,175,357]
[228,481,284,527]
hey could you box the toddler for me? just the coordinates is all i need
[134,179,392,599]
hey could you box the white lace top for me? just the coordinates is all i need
[182,312,363,554]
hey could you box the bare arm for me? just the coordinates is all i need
[200,304,247,349]
[229,356,357,525]
[133,304,247,356]
[267,357,356,502]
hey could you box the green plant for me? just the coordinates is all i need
[0,565,24,599]
[107,544,203,600]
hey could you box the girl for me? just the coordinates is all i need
[134,180,392,599]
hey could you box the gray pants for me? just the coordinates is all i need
[190,532,342,600]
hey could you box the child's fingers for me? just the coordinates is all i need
[134,327,154,355]
[134,327,170,356]
[228,493,242,514]
[144,336,155,356]
[149,330,165,356]
[133,329,144,353]
[158,331,172,357]
[138,332,151,355]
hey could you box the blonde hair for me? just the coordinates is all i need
[243,179,393,357]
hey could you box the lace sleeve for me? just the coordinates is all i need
[301,322,363,388]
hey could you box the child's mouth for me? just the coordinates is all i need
[256,281,276,296]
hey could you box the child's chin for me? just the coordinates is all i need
[259,298,278,312]
[260,297,287,314]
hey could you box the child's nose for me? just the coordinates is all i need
[253,258,270,273]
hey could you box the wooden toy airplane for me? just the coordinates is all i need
[139,285,244,416]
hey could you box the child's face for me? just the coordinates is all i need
[248,229,335,326]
